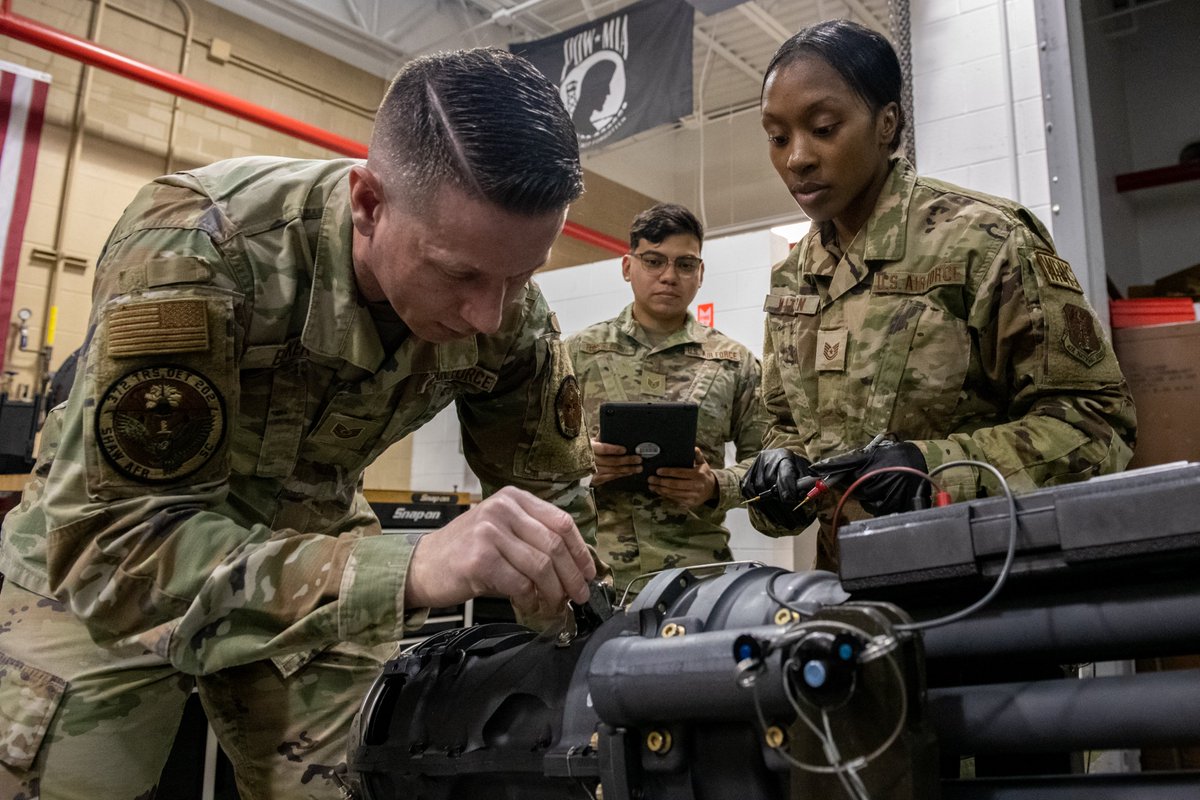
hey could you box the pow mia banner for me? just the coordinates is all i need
[511,0,694,150]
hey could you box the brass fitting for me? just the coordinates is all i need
[764,726,787,749]
[645,729,673,754]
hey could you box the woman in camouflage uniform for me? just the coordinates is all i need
[741,20,1136,570]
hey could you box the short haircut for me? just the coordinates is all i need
[628,203,704,251]
[762,20,906,152]
[371,48,584,215]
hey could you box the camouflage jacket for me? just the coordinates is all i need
[753,157,1136,568]
[567,305,769,593]
[0,157,596,675]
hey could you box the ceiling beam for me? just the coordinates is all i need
[694,27,763,87]
[737,2,792,45]
[842,0,888,34]
[337,0,367,30]
[207,0,408,74]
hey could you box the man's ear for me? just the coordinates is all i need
[349,165,383,236]
[621,254,633,282]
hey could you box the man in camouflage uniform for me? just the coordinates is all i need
[747,156,1137,569]
[567,204,769,599]
[0,49,598,800]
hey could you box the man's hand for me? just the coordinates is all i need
[740,448,818,529]
[404,486,596,620]
[590,439,642,486]
[650,447,719,509]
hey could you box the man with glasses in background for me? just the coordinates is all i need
[567,203,769,599]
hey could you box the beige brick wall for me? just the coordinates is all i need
[0,0,414,484]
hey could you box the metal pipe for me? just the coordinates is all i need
[106,1,376,119]
[0,4,367,156]
[997,0,1023,202]
[562,220,628,256]
[163,0,193,174]
[0,2,629,256]
[39,0,107,397]
[929,669,1200,754]
[919,577,1200,664]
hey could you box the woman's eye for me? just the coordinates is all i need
[813,124,837,137]
[767,134,787,146]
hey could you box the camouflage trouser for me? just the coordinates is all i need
[0,579,396,800]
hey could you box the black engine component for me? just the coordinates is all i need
[347,565,936,800]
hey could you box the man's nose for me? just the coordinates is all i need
[458,284,506,336]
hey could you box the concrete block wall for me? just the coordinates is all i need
[911,0,1052,229]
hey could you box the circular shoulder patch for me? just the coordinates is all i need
[555,375,583,439]
[96,365,226,483]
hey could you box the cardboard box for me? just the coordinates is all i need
[1153,262,1200,298]
[1113,321,1200,469]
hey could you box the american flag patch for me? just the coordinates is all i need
[108,299,210,357]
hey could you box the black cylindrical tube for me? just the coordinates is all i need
[941,772,1200,800]
[929,668,1200,753]
[589,625,790,725]
[920,577,1200,662]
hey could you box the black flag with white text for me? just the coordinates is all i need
[511,0,694,150]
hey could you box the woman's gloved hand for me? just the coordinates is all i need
[809,439,929,516]
[740,448,819,529]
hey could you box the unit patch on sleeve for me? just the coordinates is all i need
[1034,252,1083,293]
[1061,304,1104,367]
[96,365,226,482]
[555,375,583,439]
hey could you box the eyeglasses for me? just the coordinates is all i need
[630,251,703,276]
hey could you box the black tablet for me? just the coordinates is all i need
[598,401,699,491]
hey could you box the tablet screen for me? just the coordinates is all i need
[598,401,699,492]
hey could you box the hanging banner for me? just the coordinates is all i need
[0,62,50,375]
[511,0,694,150]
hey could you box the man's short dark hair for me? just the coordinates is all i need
[628,203,704,250]
[371,48,584,215]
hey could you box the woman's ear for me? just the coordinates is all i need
[878,102,900,148]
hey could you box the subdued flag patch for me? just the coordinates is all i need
[108,299,210,357]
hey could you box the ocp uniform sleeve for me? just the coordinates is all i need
[750,259,813,535]
[457,284,598,543]
[29,197,422,676]
[914,221,1137,499]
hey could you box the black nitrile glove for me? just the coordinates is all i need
[741,448,818,529]
[809,439,929,516]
